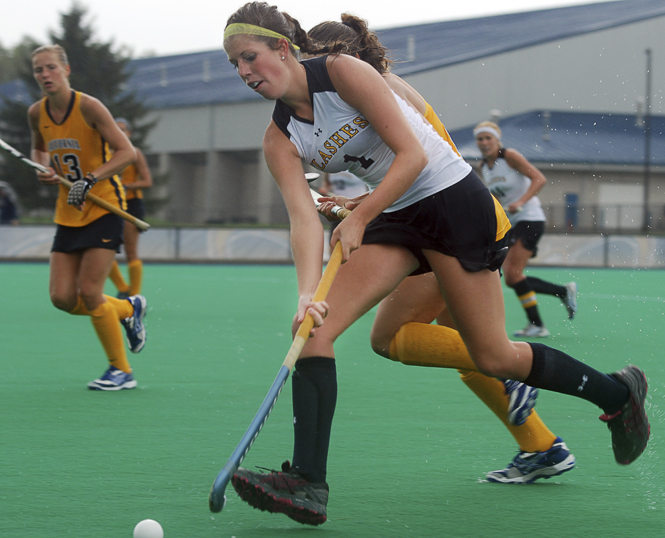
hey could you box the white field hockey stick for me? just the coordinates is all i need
[309,187,352,220]
[209,240,344,513]
[0,137,150,231]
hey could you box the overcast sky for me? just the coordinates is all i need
[1,0,611,57]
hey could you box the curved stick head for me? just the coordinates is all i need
[209,487,228,513]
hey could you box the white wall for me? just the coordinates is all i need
[407,17,665,130]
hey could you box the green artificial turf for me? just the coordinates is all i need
[0,263,662,537]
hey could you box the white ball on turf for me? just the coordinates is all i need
[133,519,164,538]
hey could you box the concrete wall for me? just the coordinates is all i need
[3,225,665,268]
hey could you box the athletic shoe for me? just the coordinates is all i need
[503,379,538,426]
[121,295,147,353]
[116,290,130,300]
[87,366,137,391]
[561,282,578,319]
[599,365,650,465]
[513,324,550,338]
[486,437,576,484]
[232,461,328,525]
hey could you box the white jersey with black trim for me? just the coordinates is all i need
[480,149,546,224]
[272,56,471,213]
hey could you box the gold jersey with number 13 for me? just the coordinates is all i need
[39,90,126,227]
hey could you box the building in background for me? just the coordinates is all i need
[1,0,664,227]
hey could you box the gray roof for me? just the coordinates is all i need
[382,0,665,76]
[119,0,665,108]
[0,79,32,104]
[450,110,665,166]
[4,0,662,109]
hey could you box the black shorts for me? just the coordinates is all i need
[506,220,544,257]
[126,198,145,220]
[362,171,508,276]
[126,198,146,232]
[51,212,123,253]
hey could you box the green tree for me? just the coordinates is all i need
[0,39,38,84]
[0,44,13,84]
[0,2,154,215]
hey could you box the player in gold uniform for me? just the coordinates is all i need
[108,118,153,299]
[28,44,148,390]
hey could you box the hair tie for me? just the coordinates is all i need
[342,21,353,28]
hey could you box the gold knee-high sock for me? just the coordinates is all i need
[103,295,133,319]
[90,301,131,373]
[128,259,143,296]
[69,296,91,316]
[458,370,556,453]
[389,322,478,370]
[388,323,556,453]
[109,261,130,293]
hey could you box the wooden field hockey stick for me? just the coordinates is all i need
[0,137,150,231]
[209,193,348,513]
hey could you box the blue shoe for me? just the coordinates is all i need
[503,379,538,425]
[116,290,130,300]
[87,366,137,391]
[121,295,147,353]
[486,437,576,484]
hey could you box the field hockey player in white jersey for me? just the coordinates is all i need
[223,1,649,526]
[308,14,576,487]
[475,121,578,338]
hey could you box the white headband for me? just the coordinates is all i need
[474,126,501,140]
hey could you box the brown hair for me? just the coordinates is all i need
[308,14,392,74]
[31,44,69,66]
[225,2,314,57]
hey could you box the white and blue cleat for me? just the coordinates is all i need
[486,437,576,484]
[121,294,147,353]
[87,366,137,391]
[503,379,538,426]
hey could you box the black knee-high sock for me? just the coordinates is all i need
[291,356,337,483]
[512,279,543,326]
[526,276,567,298]
[525,343,629,415]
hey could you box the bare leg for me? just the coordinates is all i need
[423,250,534,379]
[300,244,418,358]
[123,221,140,263]
[291,244,417,483]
